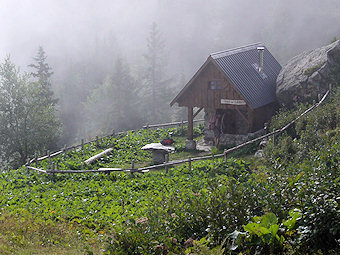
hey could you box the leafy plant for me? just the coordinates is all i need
[230,210,301,254]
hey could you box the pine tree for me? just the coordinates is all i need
[85,57,141,136]
[142,22,174,123]
[0,57,60,168]
[110,57,141,130]
[29,46,57,105]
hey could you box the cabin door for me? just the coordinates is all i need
[221,110,236,134]
[221,109,248,134]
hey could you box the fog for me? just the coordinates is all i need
[2,0,340,77]
[1,0,340,143]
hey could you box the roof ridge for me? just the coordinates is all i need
[210,42,263,59]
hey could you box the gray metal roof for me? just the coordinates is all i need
[211,43,282,109]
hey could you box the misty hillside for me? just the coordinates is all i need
[0,2,339,254]
[1,0,340,153]
[0,85,338,254]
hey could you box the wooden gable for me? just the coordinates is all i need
[171,57,249,110]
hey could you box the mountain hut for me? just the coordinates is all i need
[170,43,282,149]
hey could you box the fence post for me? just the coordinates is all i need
[188,157,192,171]
[224,152,228,165]
[26,158,30,174]
[165,153,169,174]
[81,139,84,149]
[112,129,115,137]
[51,162,55,177]
[130,160,135,176]
[63,145,67,156]
[264,122,269,134]
[96,136,99,147]
[272,129,276,145]
[212,153,215,171]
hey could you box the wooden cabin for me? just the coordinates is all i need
[170,43,282,148]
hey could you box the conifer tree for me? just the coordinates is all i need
[29,46,57,105]
[85,57,141,136]
[142,22,174,123]
[0,57,60,168]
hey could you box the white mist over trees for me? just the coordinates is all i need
[0,0,340,167]
[63,22,178,141]
[85,57,141,136]
[142,22,175,123]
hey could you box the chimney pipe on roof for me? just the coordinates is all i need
[257,46,265,73]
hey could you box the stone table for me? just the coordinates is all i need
[141,143,175,164]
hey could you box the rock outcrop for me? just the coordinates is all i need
[276,40,340,107]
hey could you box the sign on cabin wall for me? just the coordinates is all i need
[220,99,246,105]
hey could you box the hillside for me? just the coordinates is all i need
[0,87,339,254]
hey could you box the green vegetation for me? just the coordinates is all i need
[0,55,60,169]
[303,63,323,76]
[37,125,204,170]
[0,88,339,254]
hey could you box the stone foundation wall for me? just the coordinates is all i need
[204,108,265,146]
[204,127,265,146]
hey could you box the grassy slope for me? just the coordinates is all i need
[0,88,339,254]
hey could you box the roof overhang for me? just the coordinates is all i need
[170,56,252,109]
[170,57,211,107]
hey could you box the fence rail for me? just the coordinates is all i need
[142,119,204,129]
[27,166,47,173]
[27,119,205,165]
[25,89,330,175]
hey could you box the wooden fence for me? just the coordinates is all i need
[142,119,204,129]
[27,119,204,165]
[25,90,330,175]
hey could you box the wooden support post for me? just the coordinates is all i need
[165,153,169,174]
[188,107,194,140]
[51,162,55,177]
[81,139,84,149]
[188,156,192,171]
[273,128,276,145]
[96,136,99,147]
[224,152,228,164]
[112,129,115,137]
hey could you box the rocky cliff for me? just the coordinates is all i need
[276,40,340,107]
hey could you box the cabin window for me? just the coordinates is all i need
[208,80,223,90]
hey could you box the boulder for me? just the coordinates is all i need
[276,40,340,107]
